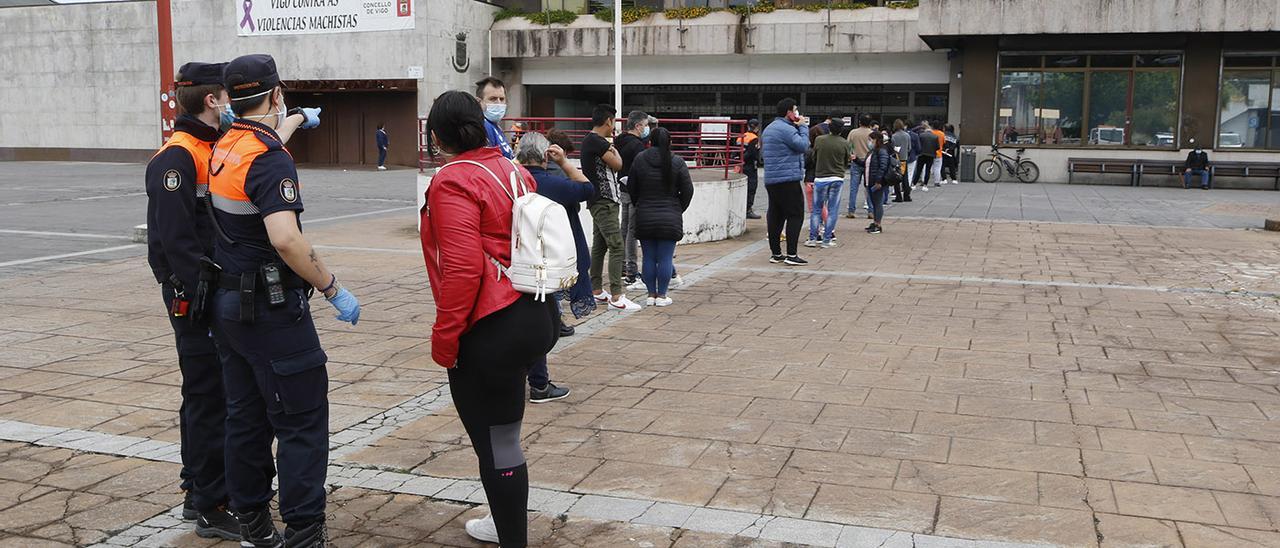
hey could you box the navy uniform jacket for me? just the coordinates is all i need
[145,115,220,291]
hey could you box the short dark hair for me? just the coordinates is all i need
[625,110,649,131]
[828,117,845,134]
[176,84,223,117]
[427,90,489,154]
[945,124,955,133]
[230,86,276,117]
[859,114,873,127]
[775,98,797,119]
[545,128,574,154]
[377,123,385,130]
[474,76,505,98]
[591,104,617,127]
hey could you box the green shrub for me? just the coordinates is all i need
[593,6,654,24]
[494,8,524,22]
[525,9,578,25]
[664,6,718,20]
[730,1,776,15]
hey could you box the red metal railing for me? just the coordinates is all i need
[420,116,747,179]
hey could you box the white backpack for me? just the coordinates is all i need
[435,159,578,301]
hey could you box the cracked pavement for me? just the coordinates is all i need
[2,163,1280,547]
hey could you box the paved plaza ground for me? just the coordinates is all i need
[1,162,1279,547]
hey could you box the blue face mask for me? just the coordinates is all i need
[484,103,507,123]
[640,126,651,139]
[218,104,235,131]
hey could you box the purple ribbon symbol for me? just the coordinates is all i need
[240,0,255,32]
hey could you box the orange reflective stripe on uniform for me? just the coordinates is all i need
[209,123,270,216]
[155,131,212,197]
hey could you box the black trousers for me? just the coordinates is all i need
[941,159,958,181]
[212,287,329,528]
[912,155,935,186]
[745,167,759,211]
[450,294,558,548]
[163,284,228,513]
[766,181,805,256]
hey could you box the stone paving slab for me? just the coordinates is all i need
[1,205,1279,546]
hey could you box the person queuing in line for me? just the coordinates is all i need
[209,54,358,548]
[615,110,651,289]
[144,61,241,542]
[420,91,560,547]
[628,127,694,306]
[544,129,575,177]
[845,114,873,219]
[808,116,851,249]
[761,98,810,266]
[891,119,913,202]
[516,132,591,404]
[476,76,514,159]
[375,123,389,171]
[741,119,763,219]
[912,120,939,192]
[1184,141,1211,189]
[582,104,642,310]
[941,124,960,185]
[866,131,896,234]
[803,116,826,239]
[930,120,947,187]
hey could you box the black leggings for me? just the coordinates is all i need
[766,181,805,256]
[449,294,558,548]
[912,155,935,186]
[941,159,958,182]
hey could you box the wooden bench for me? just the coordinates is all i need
[1067,158,1140,186]
[1209,162,1280,191]
[1135,160,1187,187]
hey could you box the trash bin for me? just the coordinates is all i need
[960,146,978,182]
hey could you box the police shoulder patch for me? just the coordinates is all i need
[163,169,182,192]
[280,178,298,203]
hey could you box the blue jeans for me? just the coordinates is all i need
[1184,169,1209,189]
[640,239,677,297]
[848,162,864,214]
[377,147,387,167]
[810,179,843,241]
[869,184,886,223]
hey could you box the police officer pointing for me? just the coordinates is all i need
[144,61,241,541]
[209,53,359,548]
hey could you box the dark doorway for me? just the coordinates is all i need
[283,81,417,167]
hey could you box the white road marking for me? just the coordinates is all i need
[0,229,131,240]
[0,244,142,268]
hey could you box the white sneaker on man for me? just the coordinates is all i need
[655,297,673,307]
[593,290,612,303]
[645,297,656,306]
[610,295,642,311]
[465,515,499,543]
[377,165,388,171]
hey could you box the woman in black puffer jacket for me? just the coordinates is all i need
[628,127,694,306]
[865,131,895,234]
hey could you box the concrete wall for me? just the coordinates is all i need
[492,8,929,58]
[0,1,159,154]
[516,52,950,86]
[0,0,498,157]
[919,0,1280,37]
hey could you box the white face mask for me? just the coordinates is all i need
[243,89,286,128]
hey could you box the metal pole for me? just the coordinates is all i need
[156,0,175,143]
[614,0,622,126]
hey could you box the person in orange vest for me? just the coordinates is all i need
[740,119,762,219]
[144,61,242,542]
[208,53,358,548]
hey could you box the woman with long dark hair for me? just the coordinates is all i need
[865,131,895,234]
[419,90,558,547]
[627,127,694,306]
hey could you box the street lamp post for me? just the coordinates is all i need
[614,0,622,124]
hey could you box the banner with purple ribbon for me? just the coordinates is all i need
[236,0,414,37]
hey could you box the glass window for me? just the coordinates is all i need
[1131,71,1179,146]
[1090,54,1133,68]
[1223,55,1274,68]
[1087,72,1130,146]
[1000,55,1043,69]
[1136,54,1181,68]
[1046,55,1085,68]
[1040,72,1084,145]
[1271,70,1280,149]
[1218,70,1271,149]
[998,72,1041,144]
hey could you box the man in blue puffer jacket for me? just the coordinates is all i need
[761,98,810,266]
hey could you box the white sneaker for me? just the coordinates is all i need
[645,297,656,306]
[464,515,499,543]
[804,239,819,248]
[593,290,611,303]
[377,165,388,171]
[922,185,930,192]
[821,240,837,248]
[610,295,642,311]
[655,297,673,307]
[669,275,684,289]
[627,279,647,291]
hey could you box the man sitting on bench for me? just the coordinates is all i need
[1184,142,1210,190]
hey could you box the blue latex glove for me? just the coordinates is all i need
[327,287,360,325]
[300,107,322,129]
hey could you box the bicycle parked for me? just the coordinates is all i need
[978,145,1040,183]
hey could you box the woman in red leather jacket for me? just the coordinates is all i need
[419,90,558,547]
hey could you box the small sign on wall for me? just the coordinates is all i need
[237,0,415,37]
[407,66,424,80]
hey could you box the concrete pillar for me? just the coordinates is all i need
[958,37,997,146]
[1180,34,1223,149]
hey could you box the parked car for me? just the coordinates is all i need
[1218,132,1244,148]
[1089,127,1124,145]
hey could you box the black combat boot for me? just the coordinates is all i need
[284,520,327,548]
[195,506,242,541]
[236,509,283,548]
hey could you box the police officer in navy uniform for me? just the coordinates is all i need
[208,54,360,548]
[144,61,242,542]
